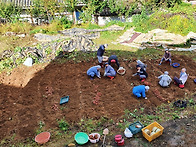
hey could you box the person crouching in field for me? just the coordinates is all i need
[132,65,148,82]
[108,55,120,69]
[158,71,172,87]
[173,68,188,88]
[132,85,150,99]
[97,44,108,67]
[104,62,116,80]
[159,48,172,65]
[87,65,101,80]
[136,60,147,71]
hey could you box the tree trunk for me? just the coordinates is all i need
[94,14,99,25]
[72,10,76,24]
[30,15,35,25]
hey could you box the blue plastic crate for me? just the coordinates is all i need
[128,121,144,135]
[60,96,69,105]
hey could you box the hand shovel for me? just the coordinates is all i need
[100,128,109,147]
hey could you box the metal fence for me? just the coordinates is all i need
[0,0,84,8]
[0,0,65,8]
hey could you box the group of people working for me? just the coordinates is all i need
[87,44,120,80]
[87,45,188,100]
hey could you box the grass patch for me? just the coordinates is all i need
[131,3,196,36]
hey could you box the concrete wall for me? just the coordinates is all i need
[97,16,132,26]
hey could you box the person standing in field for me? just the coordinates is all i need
[97,44,108,67]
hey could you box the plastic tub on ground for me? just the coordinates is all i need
[142,121,164,142]
[35,132,50,144]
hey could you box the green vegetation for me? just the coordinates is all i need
[132,3,196,36]
[58,119,70,132]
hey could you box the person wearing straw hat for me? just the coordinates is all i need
[97,44,108,67]
[159,48,172,65]
[87,65,101,80]
[132,85,149,99]
[104,62,116,80]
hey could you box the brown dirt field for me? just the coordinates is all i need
[0,55,196,141]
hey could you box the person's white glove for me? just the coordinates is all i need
[144,97,147,99]
[132,73,137,77]
[98,76,101,79]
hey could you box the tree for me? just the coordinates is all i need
[63,0,79,24]
[80,0,106,24]
[107,0,138,19]
[26,0,44,25]
[0,2,21,23]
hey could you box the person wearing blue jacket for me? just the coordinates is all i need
[87,65,101,80]
[104,63,116,80]
[97,44,108,67]
[132,85,150,99]
[108,55,120,68]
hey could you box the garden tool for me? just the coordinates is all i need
[100,128,109,147]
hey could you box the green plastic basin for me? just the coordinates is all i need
[74,132,89,145]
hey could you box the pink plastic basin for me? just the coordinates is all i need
[35,132,50,144]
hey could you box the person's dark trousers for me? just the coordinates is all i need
[173,76,182,85]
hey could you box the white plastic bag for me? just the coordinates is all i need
[23,57,33,66]
[124,128,133,138]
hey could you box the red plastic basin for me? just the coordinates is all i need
[35,132,50,144]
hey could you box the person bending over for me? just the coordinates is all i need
[132,85,150,99]
[108,55,120,69]
[87,65,101,80]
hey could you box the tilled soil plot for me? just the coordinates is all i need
[0,55,196,140]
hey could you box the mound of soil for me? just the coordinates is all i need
[0,55,196,140]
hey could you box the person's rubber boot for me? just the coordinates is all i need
[108,76,114,80]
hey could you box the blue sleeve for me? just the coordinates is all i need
[105,66,109,73]
[100,45,105,50]
[142,88,146,98]
[94,69,98,75]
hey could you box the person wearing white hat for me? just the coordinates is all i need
[159,48,172,65]
[132,85,149,99]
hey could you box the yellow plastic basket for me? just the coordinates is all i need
[142,121,164,142]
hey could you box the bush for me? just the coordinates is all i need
[58,119,69,132]
[0,2,21,23]
[105,20,133,30]
[0,22,33,34]
[131,4,196,36]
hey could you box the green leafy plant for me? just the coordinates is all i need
[58,119,70,132]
